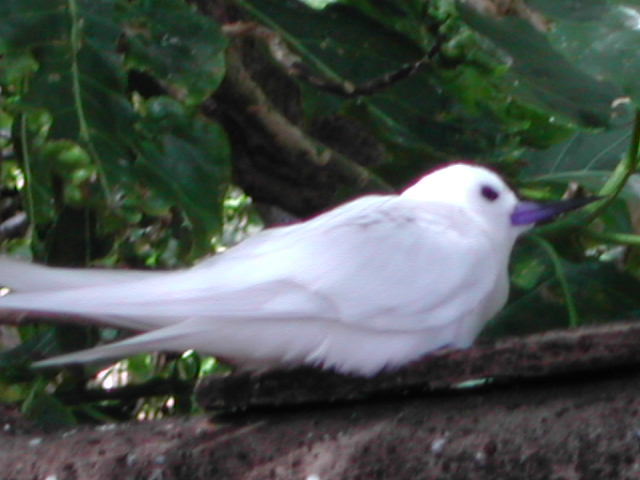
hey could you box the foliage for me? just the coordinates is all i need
[1,0,640,424]
[0,0,233,424]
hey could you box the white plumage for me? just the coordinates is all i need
[0,164,585,376]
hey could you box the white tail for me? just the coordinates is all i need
[0,256,162,292]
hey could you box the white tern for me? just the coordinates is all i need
[0,163,593,376]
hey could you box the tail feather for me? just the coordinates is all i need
[0,257,163,292]
[32,326,200,368]
[32,316,457,376]
[32,317,331,369]
[0,273,336,329]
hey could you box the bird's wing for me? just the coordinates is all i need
[0,195,502,335]
[0,197,394,322]
[277,196,504,332]
[187,194,503,332]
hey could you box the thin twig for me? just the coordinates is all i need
[222,20,443,98]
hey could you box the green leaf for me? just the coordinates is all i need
[358,69,511,156]
[483,240,640,340]
[0,50,38,85]
[0,0,70,51]
[238,0,540,183]
[1,0,230,260]
[340,0,434,45]
[523,127,632,181]
[456,2,620,128]
[10,0,137,191]
[519,119,640,212]
[122,0,228,105]
[239,0,425,83]
[136,98,231,253]
[0,330,57,373]
[296,0,339,8]
[23,389,77,430]
[526,0,640,105]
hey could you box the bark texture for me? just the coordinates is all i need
[2,323,640,479]
[1,371,640,479]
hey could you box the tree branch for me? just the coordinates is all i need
[215,45,390,193]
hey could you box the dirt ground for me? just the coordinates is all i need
[2,367,640,479]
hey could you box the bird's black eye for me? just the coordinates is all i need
[481,185,499,202]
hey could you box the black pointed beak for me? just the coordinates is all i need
[511,196,601,226]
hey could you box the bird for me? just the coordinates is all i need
[0,163,594,376]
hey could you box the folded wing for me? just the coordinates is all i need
[1,194,505,374]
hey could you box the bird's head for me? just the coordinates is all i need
[401,163,596,241]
